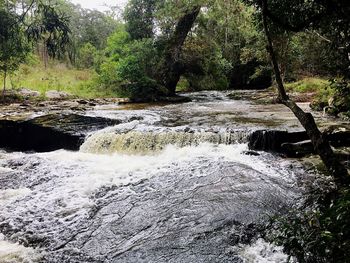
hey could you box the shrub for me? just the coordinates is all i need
[97,27,164,100]
[271,189,350,263]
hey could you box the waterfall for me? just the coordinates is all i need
[80,130,250,154]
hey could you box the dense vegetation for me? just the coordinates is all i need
[1,0,349,105]
[1,0,350,261]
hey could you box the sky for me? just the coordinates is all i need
[71,0,127,11]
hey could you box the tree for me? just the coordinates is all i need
[258,0,349,185]
[0,9,29,97]
[0,0,70,92]
[77,43,97,69]
[123,0,158,40]
[157,5,201,95]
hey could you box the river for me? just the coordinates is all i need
[0,91,324,262]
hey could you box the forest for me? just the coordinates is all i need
[0,0,350,262]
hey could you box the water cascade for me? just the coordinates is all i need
[80,130,250,154]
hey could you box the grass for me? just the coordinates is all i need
[285,77,329,93]
[1,62,120,99]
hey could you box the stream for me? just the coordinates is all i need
[0,91,323,262]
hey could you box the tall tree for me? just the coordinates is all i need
[157,6,201,95]
[259,0,349,185]
[123,0,158,40]
[0,0,70,96]
[0,8,29,97]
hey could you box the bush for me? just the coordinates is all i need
[271,189,350,263]
[97,27,164,100]
[329,78,350,115]
[77,43,97,69]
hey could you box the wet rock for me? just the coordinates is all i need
[157,95,192,103]
[0,119,82,152]
[249,127,350,157]
[248,130,309,152]
[0,155,298,262]
[30,114,121,136]
[45,90,72,100]
[281,140,314,157]
[242,151,260,156]
[0,114,121,152]
[324,125,350,147]
[77,99,89,105]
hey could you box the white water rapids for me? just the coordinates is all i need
[0,91,313,262]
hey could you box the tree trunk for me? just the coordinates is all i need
[2,69,7,100]
[159,6,201,96]
[261,0,349,185]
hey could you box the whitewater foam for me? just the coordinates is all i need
[80,130,250,154]
[0,234,41,263]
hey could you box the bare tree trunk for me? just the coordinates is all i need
[261,0,349,185]
[2,70,7,100]
[159,6,201,96]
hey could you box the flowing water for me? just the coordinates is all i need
[0,91,319,262]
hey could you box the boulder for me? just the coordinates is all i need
[45,90,72,100]
[18,88,40,98]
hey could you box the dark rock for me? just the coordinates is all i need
[29,114,121,136]
[281,140,314,157]
[129,95,192,103]
[0,120,82,152]
[129,116,143,121]
[242,150,260,156]
[324,125,350,147]
[77,100,88,105]
[248,130,309,152]
[249,127,350,157]
[0,114,121,152]
[157,95,192,103]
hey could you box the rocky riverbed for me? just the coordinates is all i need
[0,90,348,263]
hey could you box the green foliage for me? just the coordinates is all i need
[271,189,350,263]
[26,1,71,60]
[0,9,30,74]
[45,0,119,65]
[285,78,328,93]
[2,61,117,98]
[0,0,71,94]
[97,27,164,100]
[77,43,97,69]
[328,78,350,115]
[0,8,30,91]
[181,38,232,91]
[124,0,157,40]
